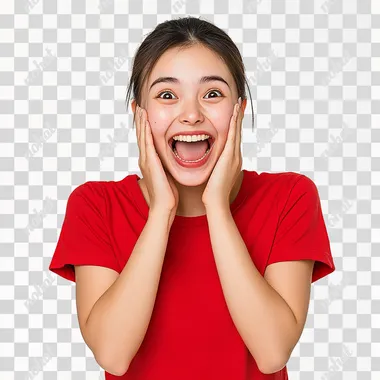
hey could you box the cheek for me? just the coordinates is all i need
[146,113,171,150]
[147,107,171,132]
[210,109,232,136]
[152,110,170,122]
[147,119,168,143]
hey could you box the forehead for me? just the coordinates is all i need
[146,44,234,87]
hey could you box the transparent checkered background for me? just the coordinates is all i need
[0,0,379,379]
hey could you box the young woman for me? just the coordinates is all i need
[49,16,335,379]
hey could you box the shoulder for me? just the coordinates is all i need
[249,171,321,216]
[70,175,130,197]
[249,170,319,198]
[66,180,112,215]
[279,172,319,197]
[275,172,321,212]
[68,180,105,201]
[264,171,315,189]
[66,176,136,214]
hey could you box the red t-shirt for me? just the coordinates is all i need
[49,169,335,379]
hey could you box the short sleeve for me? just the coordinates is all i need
[48,183,121,283]
[266,174,335,283]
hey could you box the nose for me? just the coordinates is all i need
[178,101,205,126]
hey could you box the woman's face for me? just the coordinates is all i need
[137,44,241,186]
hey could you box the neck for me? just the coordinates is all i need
[174,170,244,217]
[175,180,208,217]
[139,170,244,217]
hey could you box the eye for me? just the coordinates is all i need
[204,89,223,99]
[157,91,177,100]
[156,89,224,100]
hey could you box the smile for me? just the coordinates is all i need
[168,136,216,168]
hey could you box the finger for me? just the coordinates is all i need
[145,118,158,159]
[235,103,243,154]
[227,104,237,139]
[135,106,142,157]
[134,104,138,132]
[134,105,139,131]
[138,105,143,144]
[135,105,141,152]
[140,108,146,162]
[227,103,238,151]
[135,104,140,138]
[232,102,240,145]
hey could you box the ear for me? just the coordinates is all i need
[241,98,247,115]
[131,99,137,115]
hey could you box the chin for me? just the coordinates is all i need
[171,170,212,187]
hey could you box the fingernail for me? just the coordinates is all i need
[238,97,242,106]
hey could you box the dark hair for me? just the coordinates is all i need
[125,16,255,132]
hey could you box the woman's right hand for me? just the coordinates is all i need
[135,105,179,221]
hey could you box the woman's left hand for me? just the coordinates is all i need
[202,97,244,210]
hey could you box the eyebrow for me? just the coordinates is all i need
[149,75,230,91]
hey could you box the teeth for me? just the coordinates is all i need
[172,145,211,163]
[172,134,211,142]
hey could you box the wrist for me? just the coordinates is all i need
[148,208,176,232]
[149,207,174,219]
[149,206,177,224]
[204,202,231,215]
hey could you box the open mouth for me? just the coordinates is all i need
[168,136,215,152]
[167,136,215,164]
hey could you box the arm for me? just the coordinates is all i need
[206,206,314,374]
[75,208,172,376]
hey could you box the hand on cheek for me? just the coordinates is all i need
[202,98,244,209]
